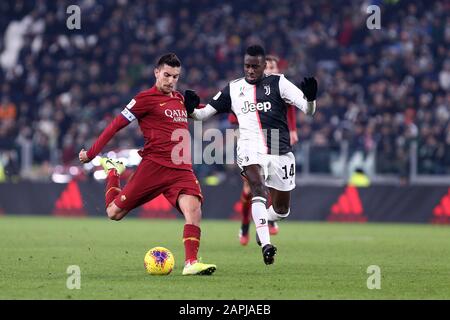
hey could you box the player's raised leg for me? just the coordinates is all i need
[177,194,217,275]
[244,164,277,265]
[100,158,128,221]
[267,188,291,222]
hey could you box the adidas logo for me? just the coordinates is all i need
[328,186,367,222]
[431,188,450,224]
[53,181,86,217]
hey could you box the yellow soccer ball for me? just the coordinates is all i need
[144,247,175,275]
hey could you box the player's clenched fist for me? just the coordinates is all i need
[78,148,90,163]
[300,77,318,101]
[183,89,200,114]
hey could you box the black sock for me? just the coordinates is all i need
[241,223,249,235]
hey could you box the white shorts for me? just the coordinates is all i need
[237,149,296,192]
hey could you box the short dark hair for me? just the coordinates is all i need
[156,53,181,68]
[246,45,265,58]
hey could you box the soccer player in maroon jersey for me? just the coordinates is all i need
[78,53,216,275]
[232,54,299,246]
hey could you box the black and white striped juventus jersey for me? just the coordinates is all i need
[208,74,310,155]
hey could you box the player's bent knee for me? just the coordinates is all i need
[106,205,126,221]
[269,205,290,221]
[108,213,122,221]
[274,205,289,215]
[106,210,120,220]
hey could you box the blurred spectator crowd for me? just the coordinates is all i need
[0,0,449,182]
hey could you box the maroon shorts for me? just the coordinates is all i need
[114,158,202,213]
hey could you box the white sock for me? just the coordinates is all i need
[267,205,290,221]
[251,196,270,247]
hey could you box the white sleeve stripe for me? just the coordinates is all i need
[126,99,136,109]
[252,196,267,203]
[213,91,222,100]
[121,108,136,122]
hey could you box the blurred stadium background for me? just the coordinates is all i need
[2,0,450,301]
[0,0,449,222]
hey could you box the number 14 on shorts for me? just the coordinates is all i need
[282,163,295,180]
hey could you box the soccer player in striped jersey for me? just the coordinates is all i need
[183,45,317,265]
[229,54,299,246]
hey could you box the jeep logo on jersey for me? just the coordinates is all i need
[164,109,188,122]
[242,101,272,114]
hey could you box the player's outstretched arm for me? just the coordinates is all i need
[183,89,200,114]
[78,115,130,164]
[183,89,218,121]
[280,75,317,116]
[300,77,318,115]
[189,104,218,120]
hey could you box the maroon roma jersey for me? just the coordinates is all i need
[87,86,192,171]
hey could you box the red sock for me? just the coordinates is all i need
[241,190,252,225]
[183,224,201,265]
[105,169,121,209]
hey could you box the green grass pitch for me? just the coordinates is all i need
[0,216,449,299]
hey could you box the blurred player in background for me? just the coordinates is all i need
[184,45,317,265]
[229,54,299,246]
[78,53,216,276]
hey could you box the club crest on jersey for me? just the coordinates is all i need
[264,85,270,95]
[164,109,188,122]
[242,101,272,114]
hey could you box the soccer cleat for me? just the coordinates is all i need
[239,223,250,246]
[182,261,217,276]
[262,244,277,265]
[268,221,279,235]
[239,232,249,246]
[100,157,125,175]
